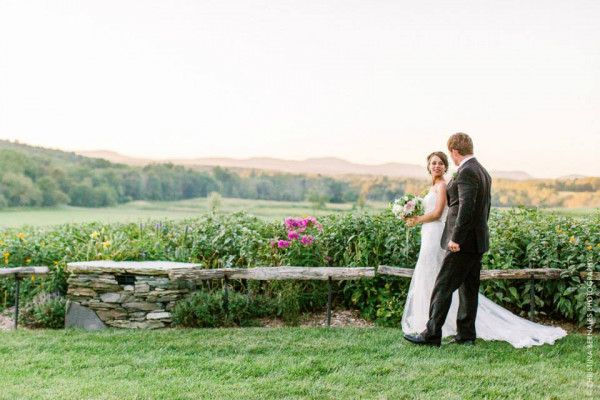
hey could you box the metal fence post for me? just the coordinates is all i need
[327,277,332,327]
[223,276,229,319]
[529,274,535,322]
[14,275,21,329]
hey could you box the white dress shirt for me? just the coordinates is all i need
[458,155,476,169]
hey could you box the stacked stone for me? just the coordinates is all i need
[66,261,201,329]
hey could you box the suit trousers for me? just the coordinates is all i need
[421,251,483,342]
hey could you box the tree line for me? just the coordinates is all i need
[0,142,598,209]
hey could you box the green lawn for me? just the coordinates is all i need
[0,199,595,228]
[0,328,594,399]
[0,198,389,227]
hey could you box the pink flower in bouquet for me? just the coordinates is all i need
[404,200,416,214]
[288,231,300,240]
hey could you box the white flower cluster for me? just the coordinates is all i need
[391,194,424,219]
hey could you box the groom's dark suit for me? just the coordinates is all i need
[421,157,492,343]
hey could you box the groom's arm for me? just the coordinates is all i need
[451,167,479,246]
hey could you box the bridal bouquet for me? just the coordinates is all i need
[391,194,424,219]
[391,194,424,261]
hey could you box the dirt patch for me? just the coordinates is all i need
[259,309,374,328]
[0,308,14,330]
[0,305,586,333]
[535,315,587,334]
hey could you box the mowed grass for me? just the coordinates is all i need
[0,198,389,227]
[0,328,593,400]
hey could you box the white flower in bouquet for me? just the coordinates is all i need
[391,194,424,219]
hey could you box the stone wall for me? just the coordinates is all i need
[66,261,201,329]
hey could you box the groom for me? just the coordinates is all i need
[404,133,492,346]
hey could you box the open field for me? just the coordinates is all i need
[541,206,600,216]
[0,328,592,400]
[0,198,597,228]
[0,198,389,227]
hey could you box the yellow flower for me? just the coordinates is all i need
[0,240,4,245]
[4,259,8,265]
[26,259,31,263]
[569,237,576,243]
[53,261,59,265]
[17,232,25,239]
[557,230,563,234]
[214,209,218,213]
[3,252,9,257]
[90,231,99,239]
[102,241,111,248]
[40,241,45,246]
[31,275,35,282]
[597,243,600,247]
[587,246,593,250]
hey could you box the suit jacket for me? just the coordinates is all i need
[440,158,492,254]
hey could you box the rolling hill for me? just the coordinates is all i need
[76,150,535,180]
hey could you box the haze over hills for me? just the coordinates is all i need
[76,150,538,181]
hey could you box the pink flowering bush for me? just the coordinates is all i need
[263,216,330,324]
[267,216,328,267]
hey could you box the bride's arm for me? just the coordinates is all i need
[406,183,447,226]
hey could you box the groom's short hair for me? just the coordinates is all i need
[447,133,474,156]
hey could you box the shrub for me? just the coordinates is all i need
[172,291,224,328]
[172,290,279,328]
[1,209,598,327]
[19,292,66,329]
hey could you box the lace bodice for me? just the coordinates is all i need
[423,190,448,223]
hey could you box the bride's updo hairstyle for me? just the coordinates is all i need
[426,151,449,175]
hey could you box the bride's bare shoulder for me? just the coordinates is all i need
[432,180,447,194]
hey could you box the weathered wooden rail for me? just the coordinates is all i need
[170,264,599,324]
[378,265,600,321]
[6,261,598,329]
[0,267,50,329]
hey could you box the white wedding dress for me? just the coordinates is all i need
[401,189,568,348]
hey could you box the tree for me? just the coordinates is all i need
[208,191,222,211]
[37,176,69,206]
[0,172,43,207]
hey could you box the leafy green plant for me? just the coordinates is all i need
[172,290,279,328]
[1,208,599,327]
[19,292,66,329]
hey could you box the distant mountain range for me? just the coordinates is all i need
[76,150,540,181]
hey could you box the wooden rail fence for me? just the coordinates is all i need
[3,263,599,328]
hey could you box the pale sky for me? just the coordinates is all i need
[1,0,599,178]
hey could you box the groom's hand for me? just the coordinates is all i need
[448,240,460,252]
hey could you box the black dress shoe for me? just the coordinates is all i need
[443,337,475,346]
[403,334,441,347]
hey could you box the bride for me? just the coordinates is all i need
[400,151,567,348]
